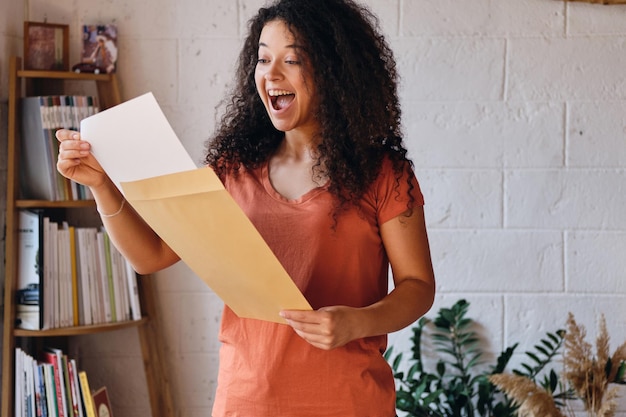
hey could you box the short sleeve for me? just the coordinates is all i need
[374,159,424,225]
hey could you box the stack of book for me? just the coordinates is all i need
[15,347,109,417]
[16,210,142,330]
[21,95,100,201]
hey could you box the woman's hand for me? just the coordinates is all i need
[280,306,363,350]
[56,129,108,188]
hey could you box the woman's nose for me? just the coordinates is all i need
[264,62,282,81]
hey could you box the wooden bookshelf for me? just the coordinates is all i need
[2,56,174,417]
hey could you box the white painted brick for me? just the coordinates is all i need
[116,38,178,103]
[506,294,626,350]
[175,354,219,408]
[392,38,505,100]
[362,0,400,38]
[176,1,239,39]
[178,292,223,353]
[429,230,563,292]
[568,101,626,167]
[151,291,182,356]
[153,260,209,292]
[401,0,565,37]
[239,0,268,36]
[415,169,503,228]
[179,38,240,106]
[566,231,626,293]
[163,103,218,164]
[76,0,176,39]
[506,170,626,229]
[567,2,626,35]
[508,37,626,100]
[404,101,564,168]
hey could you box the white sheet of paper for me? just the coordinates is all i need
[80,92,197,194]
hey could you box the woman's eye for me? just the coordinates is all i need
[257,58,269,64]
[285,60,300,65]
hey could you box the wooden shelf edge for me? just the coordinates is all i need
[14,318,149,337]
[17,68,114,82]
[15,199,96,209]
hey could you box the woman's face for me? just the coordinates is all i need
[254,20,319,136]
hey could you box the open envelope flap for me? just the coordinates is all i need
[121,166,225,199]
[121,167,312,324]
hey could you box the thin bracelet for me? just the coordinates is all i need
[97,199,126,218]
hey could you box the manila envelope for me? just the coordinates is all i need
[121,166,312,324]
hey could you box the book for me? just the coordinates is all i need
[34,362,49,417]
[20,96,57,200]
[42,348,68,417]
[68,360,84,417]
[42,364,58,417]
[78,371,96,417]
[69,226,80,327]
[16,209,43,330]
[58,223,73,328]
[21,95,99,201]
[91,387,113,417]
[96,231,112,323]
[61,355,75,417]
[15,348,23,417]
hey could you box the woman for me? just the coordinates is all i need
[57,0,436,415]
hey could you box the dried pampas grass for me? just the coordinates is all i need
[490,374,566,417]
[563,313,620,417]
[491,312,625,417]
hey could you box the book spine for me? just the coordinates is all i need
[43,364,58,417]
[68,360,84,417]
[61,356,75,417]
[69,226,79,327]
[16,210,43,331]
[42,351,65,417]
[77,372,96,417]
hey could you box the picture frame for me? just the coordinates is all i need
[24,21,69,71]
[76,24,118,74]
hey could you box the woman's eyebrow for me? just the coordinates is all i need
[258,42,299,49]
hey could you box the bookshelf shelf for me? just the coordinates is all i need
[14,318,149,337]
[15,199,96,208]
[2,56,174,417]
[17,69,114,81]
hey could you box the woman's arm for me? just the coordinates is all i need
[56,129,180,273]
[280,205,435,350]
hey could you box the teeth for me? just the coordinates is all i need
[268,89,293,96]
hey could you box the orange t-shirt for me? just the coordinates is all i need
[212,159,424,417]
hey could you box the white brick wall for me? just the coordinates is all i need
[1,0,625,416]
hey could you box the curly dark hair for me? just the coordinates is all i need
[204,0,415,213]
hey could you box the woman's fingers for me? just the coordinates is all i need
[56,128,80,142]
[55,129,106,187]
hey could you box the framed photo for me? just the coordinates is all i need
[76,24,118,74]
[24,21,69,71]
[92,386,114,417]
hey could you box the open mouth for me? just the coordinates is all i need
[269,89,295,111]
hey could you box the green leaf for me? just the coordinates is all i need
[392,352,403,371]
[540,338,555,350]
[534,345,550,358]
[525,351,541,364]
[549,369,559,392]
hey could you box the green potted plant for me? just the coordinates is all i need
[385,299,571,417]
